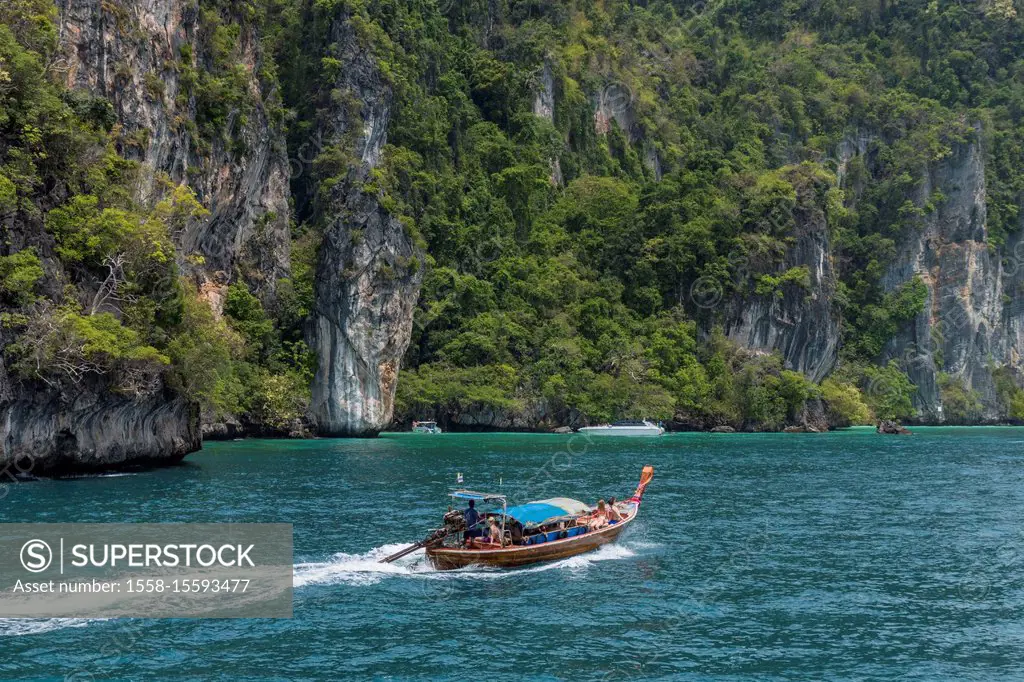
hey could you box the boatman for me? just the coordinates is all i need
[463,499,483,543]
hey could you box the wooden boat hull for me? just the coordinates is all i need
[425,512,635,570]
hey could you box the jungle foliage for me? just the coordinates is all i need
[4,0,1024,430]
[297,0,1021,427]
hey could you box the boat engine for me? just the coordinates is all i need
[441,509,466,533]
[379,510,466,564]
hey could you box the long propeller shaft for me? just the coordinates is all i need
[380,512,466,564]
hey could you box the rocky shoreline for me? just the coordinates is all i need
[200,416,1024,440]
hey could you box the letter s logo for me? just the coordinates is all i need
[20,539,52,573]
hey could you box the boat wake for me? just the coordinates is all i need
[293,540,648,588]
[293,543,431,587]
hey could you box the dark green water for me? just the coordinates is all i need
[2,427,1024,680]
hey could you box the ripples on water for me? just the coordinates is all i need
[2,428,1024,680]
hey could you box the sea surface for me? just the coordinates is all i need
[2,427,1024,680]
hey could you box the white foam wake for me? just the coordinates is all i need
[293,540,644,588]
[0,543,652,635]
[293,543,432,587]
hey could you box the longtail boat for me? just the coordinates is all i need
[381,466,654,570]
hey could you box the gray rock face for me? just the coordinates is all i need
[593,83,638,141]
[533,61,555,123]
[878,136,1013,420]
[715,129,1023,423]
[1000,226,1024,371]
[643,143,663,182]
[725,189,841,382]
[310,188,422,436]
[448,404,554,431]
[799,397,830,432]
[531,62,563,187]
[307,18,423,436]
[0,0,292,473]
[394,398,573,433]
[57,0,292,296]
[0,367,199,474]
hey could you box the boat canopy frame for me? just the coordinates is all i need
[449,490,508,538]
[450,491,595,535]
[449,490,506,503]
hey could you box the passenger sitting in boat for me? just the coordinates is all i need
[588,500,610,530]
[607,497,623,522]
[463,500,483,544]
[487,518,505,546]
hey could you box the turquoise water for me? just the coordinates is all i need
[2,427,1024,680]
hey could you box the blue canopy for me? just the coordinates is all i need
[449,490,506,503]
[502,502,575,528]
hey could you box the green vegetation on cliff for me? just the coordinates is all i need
[0,0,310,431]
[322,0,1023,427]
[3,0,1024,432]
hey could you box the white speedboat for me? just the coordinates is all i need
[412,421,442,434]
[577,420,665,437]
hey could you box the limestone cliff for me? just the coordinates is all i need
[57,0,292,298]
[1000,226,1024,379]
[1,0,290,472]
[716,128,1024,424]
[306,17,423,436]
[724,179,841,383]
[0,358,199,475]
[9,0,1024,455]
[877,136,1018,421]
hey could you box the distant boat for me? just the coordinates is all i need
[412,420,442,434]
[577,419,665,437]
